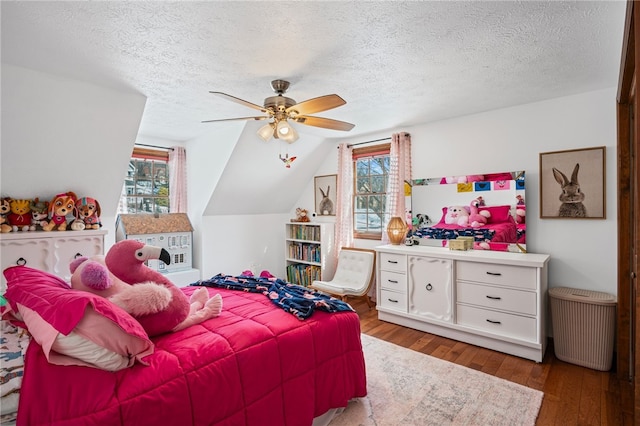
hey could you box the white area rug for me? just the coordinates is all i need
[329,334,543,426]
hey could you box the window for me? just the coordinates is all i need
[353,144,390,239]
[119,147,170,214]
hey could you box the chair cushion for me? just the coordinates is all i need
[312,249,374,297]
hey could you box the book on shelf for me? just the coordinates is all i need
[286,263,322,287]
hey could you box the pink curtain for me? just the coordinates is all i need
[168,146,187,213]
[382,132,412,244]
[335,143,354,256]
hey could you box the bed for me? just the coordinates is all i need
[413,204,519,244]
[1,265,367,426]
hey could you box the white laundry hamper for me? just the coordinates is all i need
[549,287,616,371]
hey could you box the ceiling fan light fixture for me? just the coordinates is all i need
[281,123,299,144]
[257,123,274,142]
[276,119,292,136]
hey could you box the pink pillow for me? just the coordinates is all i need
[478,205,511,223]
[2,266,154,371]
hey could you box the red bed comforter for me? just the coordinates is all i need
[17,286,367,426]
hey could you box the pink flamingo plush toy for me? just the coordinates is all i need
[103,240,222,336]
[468,198,491,228]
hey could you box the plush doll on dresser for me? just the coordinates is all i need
[7,199,32,232]
[29,198,49,231]
[42,192,78,231]
[75,197,102,230]
[0,197,13,233]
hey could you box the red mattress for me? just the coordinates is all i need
[16,286,367,426]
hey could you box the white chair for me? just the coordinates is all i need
[311,247,376,309]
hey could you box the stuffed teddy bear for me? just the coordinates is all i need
[70,240,223,337]
[444,206,470,226]
[8,199,32,232]
[0,197,13,233]
[75,197,102,229]
[29,198,49,231]
[43,191,78,231]
[468,198,491,228]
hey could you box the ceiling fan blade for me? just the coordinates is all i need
[209,91,269,113]
[294,115,355,131]
[201,116,269,123]
[286,94,346,116]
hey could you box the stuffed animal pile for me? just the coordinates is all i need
[0,191,102,232]
[445,199,491,228]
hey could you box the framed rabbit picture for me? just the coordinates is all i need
[314,174,337,216]
[539,146,606,219]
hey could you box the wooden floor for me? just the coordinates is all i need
[349,298,634,425]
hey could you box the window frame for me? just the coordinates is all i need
[352,143,391,240]
[119,147,171,215]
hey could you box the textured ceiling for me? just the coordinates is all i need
[1,1,626,142]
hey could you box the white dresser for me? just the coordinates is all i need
[376,244,550,362]
[1,230,107,291]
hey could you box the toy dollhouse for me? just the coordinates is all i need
[116,213,194,275]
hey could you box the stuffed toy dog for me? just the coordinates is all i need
[43,191,78,231]
[29,198,49,231]
[76,197,102,229]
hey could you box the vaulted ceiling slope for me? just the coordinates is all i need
[0,1,626,143]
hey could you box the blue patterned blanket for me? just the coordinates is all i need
[192,274,355,320]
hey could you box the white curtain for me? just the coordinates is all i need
[168,146,187,213]
[382,132,412,244]
[335,143,354,258]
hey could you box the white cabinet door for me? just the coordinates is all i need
[1,238,52,276]
[51,234,105,281]
[408,256,453,322]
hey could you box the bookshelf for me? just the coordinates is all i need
[285,222,336,286]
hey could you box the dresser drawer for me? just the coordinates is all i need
[457,261,536,290]
[456,304,537,342]
[380,270,406,292]
[379,289,407,312]
[457,282,536,316]
[379,253,406,273]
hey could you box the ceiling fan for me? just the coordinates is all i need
[202,79,355,143]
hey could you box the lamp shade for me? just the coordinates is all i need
[257,123,274,141]
[386,216,408,245]
[276,120,299,143]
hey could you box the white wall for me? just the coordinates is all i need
[1,65,147,248]
[290,87,618,295]
[199,213,290,279]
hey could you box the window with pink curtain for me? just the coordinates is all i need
[382,132,412,245]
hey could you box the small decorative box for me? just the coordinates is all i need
[449,236,474,251]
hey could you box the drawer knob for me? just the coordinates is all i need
[388,298,399,303]
[388,279,398,284]
[486,271,502,276]
[486,319,502,325]
[426,283,433,291]
[486,295,502,300]
[74,252,83,259]
[16,257,26,266]
[387,260,398,264]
